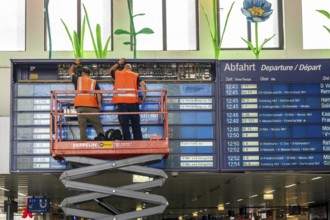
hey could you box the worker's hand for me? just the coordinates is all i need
[139,95,146,103]
[74,59,81,65]
[118,58,125,65]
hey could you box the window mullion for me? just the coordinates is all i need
[163,0,167,51]
[195,0,200,50]
[77,0,81,39]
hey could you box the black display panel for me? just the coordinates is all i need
[219,59,330,171]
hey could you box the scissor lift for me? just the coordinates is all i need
[50,89,169,220]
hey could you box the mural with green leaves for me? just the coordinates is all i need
[45,0,52,59]
[61,4,111,58]
[317,8,330,34]
[83,4,111,59]
[114,0,154,59]
[61,17,86,58]
[201,0,235,59]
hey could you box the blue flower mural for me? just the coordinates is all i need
[241,0,273,22]
[241,0,275,59]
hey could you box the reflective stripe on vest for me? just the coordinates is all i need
[115,88,138,97]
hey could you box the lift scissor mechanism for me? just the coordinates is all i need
[50,89,169,220]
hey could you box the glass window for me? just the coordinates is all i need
[0,0,25,51]
[166,0,197,50]
[219,0,281,49]
[47,0,111,51]
[133,0,163,50]
[132,0,197,51]
[47,0,76,51]
[302,0,330,49]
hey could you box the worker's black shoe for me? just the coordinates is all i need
[94,133,106,141]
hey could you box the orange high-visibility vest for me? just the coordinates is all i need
[74,76,98,107]
[112,69,139,104]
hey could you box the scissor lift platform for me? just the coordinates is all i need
[51,139,169,159]
[50,89,169,220]
[50,89,169,159]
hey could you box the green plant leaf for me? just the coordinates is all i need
[136,28,154,35]
[241,37,255,51]
[115,29,131,35]
[317,10,330,19]
[200,1,215,41]
[96,24,103,58]
[123,42,133,45]
[83,4,99,58]
[60,19,74,49]
[73,31,81,58]
[259,34,276,51]
[133,13,145,18]
[102,36,111,58]
[201,0,235,59]
[80,16,86,58]
[219,2,235,49]
[61,18,85,58]
[323,25,330,34]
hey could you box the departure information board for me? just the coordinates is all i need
[11,59,217,172]
[220,59,330,171]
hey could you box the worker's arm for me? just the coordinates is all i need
[69,59,80,77]
[108,58,125,76]
[139,81,147,103]
[95,83,102,110]
[97,93,102,111]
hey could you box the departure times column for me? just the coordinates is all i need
[219,60,330,171]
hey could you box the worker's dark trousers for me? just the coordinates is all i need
[117,103,142,140]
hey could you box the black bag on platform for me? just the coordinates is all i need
[105,129,123,140]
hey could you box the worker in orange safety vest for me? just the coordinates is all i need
[108,58,147,140]
[69,59,105,141]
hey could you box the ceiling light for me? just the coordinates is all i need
[217,204,225,211]
[192,212,198,217]
[17,192,26,197]
[0,187,10,192]
[285,184,296,188]
[311,176,322,181]
[237,199,243,202]
[265,189,275,193]
[263,194,273,200]
[225,202,231,205]
[132,175,153,183]
[249,194,258,198]
[136,204,142,211]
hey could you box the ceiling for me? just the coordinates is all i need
[1,168,330,219]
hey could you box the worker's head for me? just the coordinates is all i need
[124,64,132,70]
[81,66,91,76]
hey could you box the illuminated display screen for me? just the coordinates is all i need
[220,60,330,170]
